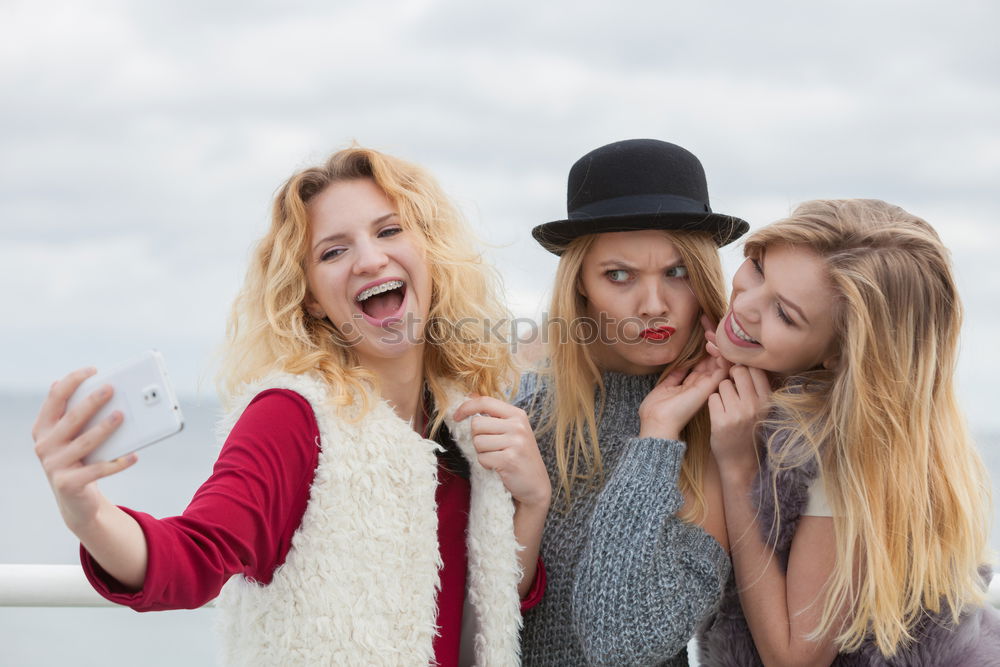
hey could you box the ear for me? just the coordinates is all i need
[821,354,839,371]
[303,294,325,320]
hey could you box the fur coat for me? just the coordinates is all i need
[213,372,524,666]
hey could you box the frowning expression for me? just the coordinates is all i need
[578,230,701,375]
[304,178,432,366]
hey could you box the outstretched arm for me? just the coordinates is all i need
[33,368,149,589]
[710,364,843,667]
[36,380,318,611]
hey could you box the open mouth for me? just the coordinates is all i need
[355,279,406,324]
[640,325,676,341]
[726,312,760,346]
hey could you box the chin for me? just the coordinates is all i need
[713,339,745,365]
[614,353,672,375]
[352,335,421,363]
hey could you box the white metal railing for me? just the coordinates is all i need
[1,562,998,610]
[0,564,214,607]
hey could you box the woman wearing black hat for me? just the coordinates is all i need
[517,139,748,665]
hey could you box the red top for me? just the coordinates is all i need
[81,389,544,666]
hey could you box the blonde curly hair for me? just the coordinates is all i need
[218,145,516,428]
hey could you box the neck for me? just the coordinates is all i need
[591,343,664,376]
[366,350,425,427]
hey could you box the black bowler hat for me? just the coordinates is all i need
[532,139,749,254]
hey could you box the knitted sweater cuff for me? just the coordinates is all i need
[613,436,687,514]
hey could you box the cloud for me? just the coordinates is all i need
[1,0,998,431]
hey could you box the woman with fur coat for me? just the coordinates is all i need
[32,146,550,666]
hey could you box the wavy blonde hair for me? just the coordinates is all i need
[751,199,992,656]
[534,231,727,520]
[218,146,516,429]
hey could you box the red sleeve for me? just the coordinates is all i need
[81,389,319,611]
[520,556,546,612]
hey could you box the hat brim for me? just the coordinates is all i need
[532,211,749,255]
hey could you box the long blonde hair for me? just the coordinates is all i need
[219,146,515,427]
[536,230,727,519]
[752,199,992,655]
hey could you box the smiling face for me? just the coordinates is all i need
[577,230,702,375]
[304,178,432,368]
[715,244,839,376]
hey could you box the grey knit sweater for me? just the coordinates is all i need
[517,371,731,666]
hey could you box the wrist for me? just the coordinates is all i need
[514,492,551,515]
[638,423,682,440]
[61,497,106,540]
[718,460,757,488]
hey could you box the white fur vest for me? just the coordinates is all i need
[213,373,524,666]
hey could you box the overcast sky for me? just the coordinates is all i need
[2,0,998,432]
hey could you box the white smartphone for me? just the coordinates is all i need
[67,350,185,464]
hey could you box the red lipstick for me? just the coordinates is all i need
[640,326,676,341]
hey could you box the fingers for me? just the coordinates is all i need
[453,395,518,422]
[475,449,506,472]
[43,383,116,453]
[46,411,124,470]
[658,368,688,389]
[50,453,138,494]
[456,399,535,457]
[708,392,723,420]
[748,366,771,396]
[469,415,535,454]
[687,357,728,388]
[729,365,772,404]
[691,352,722,374]
[700,341,732,375]
[466,414,510,436]
[33,367,97,441]
[35,382,115,462]
[700,313,718,336]
[472,433,513,453]
[717,378,739,407]
[730,365,756,397]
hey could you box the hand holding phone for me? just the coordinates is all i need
[33,357,172,588]
[65,350,185,464]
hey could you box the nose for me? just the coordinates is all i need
[353,238,389,275]
[637,279,669,318]
[731,284,762,323]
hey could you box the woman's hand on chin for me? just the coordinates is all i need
[703,323,728,362]
[708,365,772,474]
[638,352,729,441]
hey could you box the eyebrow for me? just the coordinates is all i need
[760,253,810,325]
[312,212,398,253]
[597,257,685,270]
[780,295,810,324]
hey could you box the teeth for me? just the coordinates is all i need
[356,280,404,302]
[731,316,759,344]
